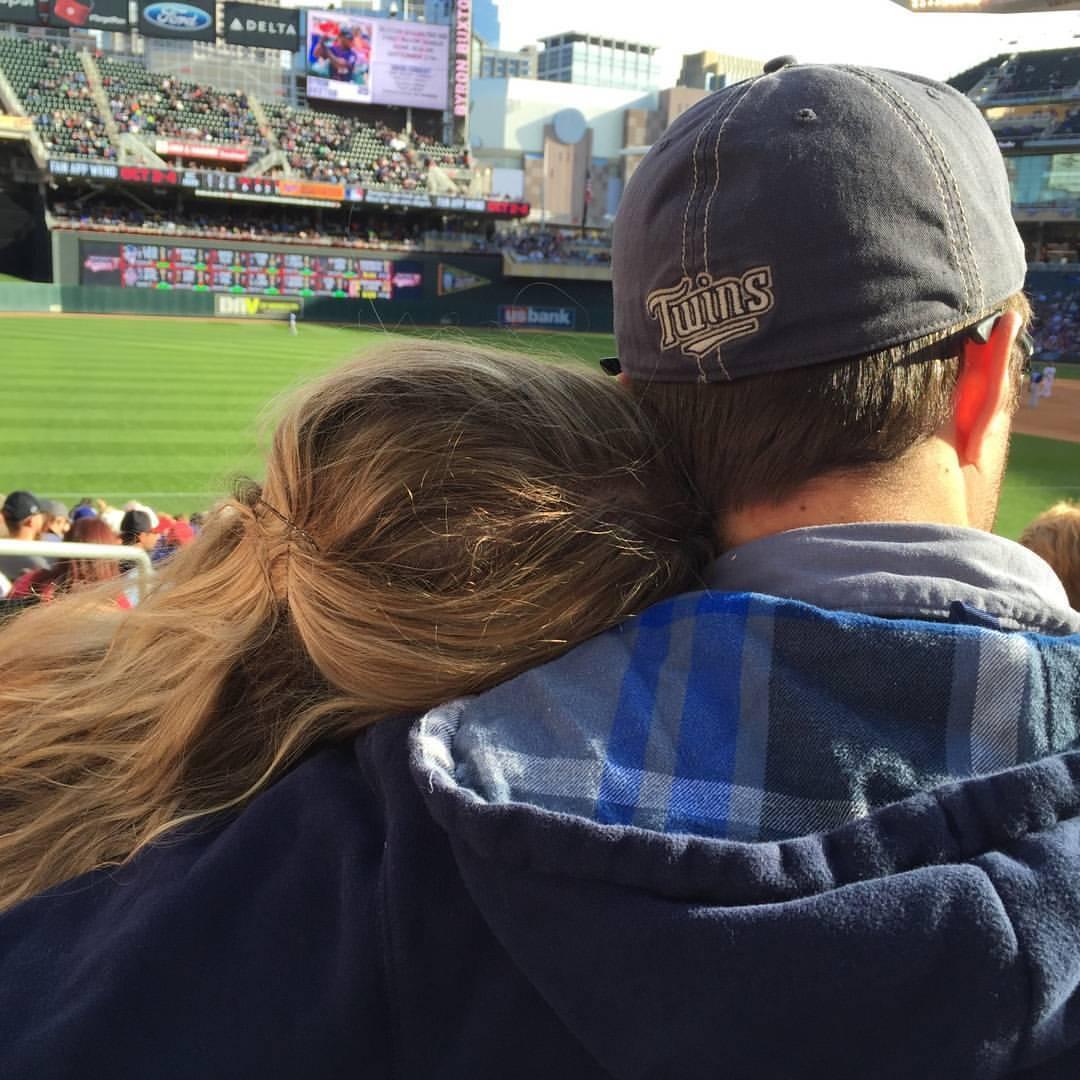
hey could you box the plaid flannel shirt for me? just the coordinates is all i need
[419,526,1080,843]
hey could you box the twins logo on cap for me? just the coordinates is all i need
[647,264,775,363]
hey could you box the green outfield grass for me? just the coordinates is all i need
[3,314,1078,539]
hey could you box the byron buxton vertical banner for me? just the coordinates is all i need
[449,0,471,143]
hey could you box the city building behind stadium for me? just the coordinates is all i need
[0,0,1077,355]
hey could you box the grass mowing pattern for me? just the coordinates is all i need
[2,317,614,515]
[3,315,1078,538]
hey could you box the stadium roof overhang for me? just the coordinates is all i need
[890,0,1080,10]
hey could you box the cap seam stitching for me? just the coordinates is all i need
[847,65,980,315]
[857,69,986,314]
[681,91,746,281]
[704,77,761,278]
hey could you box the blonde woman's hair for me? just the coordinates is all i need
[1020,500,1080,609]
[0,342,711,911]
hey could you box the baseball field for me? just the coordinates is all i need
[3,313,1078,540]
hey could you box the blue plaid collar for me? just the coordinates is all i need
[419,587,1080,844]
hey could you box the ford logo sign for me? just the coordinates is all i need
[143,2,212,31]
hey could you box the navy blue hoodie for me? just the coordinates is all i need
[4,526,1080,1079]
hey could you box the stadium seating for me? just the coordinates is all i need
[0,39,114,161]
[262,104,449,191]
[995,49,1080,98]
[947,54,1008,95]
[0,38,470,194]
[100,56,267,153]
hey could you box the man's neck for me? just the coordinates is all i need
[722,450,974,550]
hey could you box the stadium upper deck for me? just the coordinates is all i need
[0,37,471,196]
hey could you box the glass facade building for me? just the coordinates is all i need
[536,33,659,92]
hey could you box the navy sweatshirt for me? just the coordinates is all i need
[4,526,1080,1078]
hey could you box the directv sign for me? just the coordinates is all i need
[138,0,216,40]
[223,2,299,50]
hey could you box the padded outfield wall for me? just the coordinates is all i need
[47,230,615,332]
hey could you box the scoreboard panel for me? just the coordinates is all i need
[79,240,425,300]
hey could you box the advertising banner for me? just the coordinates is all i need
[433,194,486,213]
[306,10,449,111]
[484,199,530,218]
[498,305,577,330]
[138,0,216,41]
[49,0,129,31]
[223,2,299,51]
[155,139,249,163]
[451,0,471,120]
[215,294,302,319]
[48,159,120,179]
[0,0,38,25]
[437,263,490,296]
[363,189,432,209]
[276,178,344,201]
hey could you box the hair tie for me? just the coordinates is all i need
[255,498,321,554]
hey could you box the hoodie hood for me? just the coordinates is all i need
[412,591,1080,1078]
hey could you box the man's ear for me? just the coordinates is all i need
[953,310,1021,468]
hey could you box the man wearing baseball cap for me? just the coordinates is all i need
[407,63,1080,1076]
[0,491,48,588]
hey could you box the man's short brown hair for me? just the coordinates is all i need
[630,293,1031,546]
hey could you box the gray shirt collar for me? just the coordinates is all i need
[707,523,1080,636]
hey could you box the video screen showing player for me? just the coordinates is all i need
[308,16,371,90]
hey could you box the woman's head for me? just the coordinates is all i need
[0,342,710,909]
[234,342,709,709]
[1020,501,1080,608]
[62,516,122,588]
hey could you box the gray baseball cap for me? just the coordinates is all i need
[608,60,1026,383]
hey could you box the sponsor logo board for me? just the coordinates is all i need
[276,179,344,201]
[215,294,302,319]
[139,0,215,40]
[49,0,129,29]
[223,2,299,50]
[498,305,576,329]
[438,263,490,297]
[155,139,249,163]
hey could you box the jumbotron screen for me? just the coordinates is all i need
[79,240,425,299]
[306,10,450,111]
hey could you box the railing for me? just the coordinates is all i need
[0,540,153,602]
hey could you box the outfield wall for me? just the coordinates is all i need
[40,231,615,332]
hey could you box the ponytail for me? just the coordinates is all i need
[0,343,711,911]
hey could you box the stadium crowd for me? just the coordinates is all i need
[0,39,472,196]
[101,58,267,152]
[0,492,202,606]
[0,40,115,160]
[992,48,1080,98]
